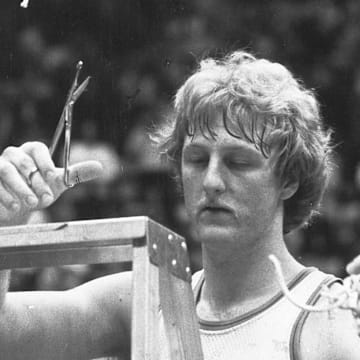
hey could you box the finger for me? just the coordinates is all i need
[0,180,21,212]
[28,170,55,208]
[346,255,360,275]
[0,159,38,208]
[2,145,55,208]
[20,142,56,181]
[52,160,103,197]
[2,146,38,182]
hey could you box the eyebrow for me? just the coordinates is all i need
[183,142,261,155]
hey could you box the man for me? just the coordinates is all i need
[0,50,359,359]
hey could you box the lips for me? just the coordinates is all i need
[203,206,231,213]
[199,204,233,216]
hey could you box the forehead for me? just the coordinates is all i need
[183,113,263,154]
[184,125,252,149]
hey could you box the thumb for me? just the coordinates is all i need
[53,160,104,194]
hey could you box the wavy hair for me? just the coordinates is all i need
[153,50,334,233]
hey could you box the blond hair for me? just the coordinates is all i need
[154,50,333,233]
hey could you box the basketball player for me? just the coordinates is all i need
[0,50,359,359]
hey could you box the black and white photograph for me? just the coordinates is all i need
[0,1,360,359]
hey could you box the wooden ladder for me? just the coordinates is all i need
[0,216,204,360]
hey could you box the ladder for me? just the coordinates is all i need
[0,216,204,360]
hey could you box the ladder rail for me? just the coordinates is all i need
[0,216,204,360]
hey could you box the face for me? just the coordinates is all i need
[181,116,289,248]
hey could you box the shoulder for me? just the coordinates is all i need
[299,281,360,360]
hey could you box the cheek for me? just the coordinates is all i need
[255,180,281,213]
[237,173,280,211]
[182,170,201,213]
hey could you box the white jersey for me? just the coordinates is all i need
[160,267,338,360]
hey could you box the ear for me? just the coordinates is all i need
[280,180,299,200]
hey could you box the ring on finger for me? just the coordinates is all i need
[27,167,40,186]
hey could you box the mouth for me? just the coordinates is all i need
[199,205,233,217]
[203,206,230,212]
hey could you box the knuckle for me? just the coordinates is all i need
[53,175,64,188]
[0,160,14,177]
[33,141,49,152]
[1,147,35,175]
[2,146,20,158]
[21,141,48,154]
[18,159,33,173]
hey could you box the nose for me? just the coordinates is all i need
[202,156,226,196]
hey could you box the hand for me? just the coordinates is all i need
[0,141,103,226]
[345,256,360,336]
[346,256,360,275]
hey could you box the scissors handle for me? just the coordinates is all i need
[63,104,74,187]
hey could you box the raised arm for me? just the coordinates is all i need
[0,140,102,309]
[0,142,133,359]
[0,141,102,227]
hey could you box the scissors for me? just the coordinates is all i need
[49,61,91,187]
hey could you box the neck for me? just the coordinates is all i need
[199,226,304,316]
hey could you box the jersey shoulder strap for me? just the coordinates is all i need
[289,274,342,360]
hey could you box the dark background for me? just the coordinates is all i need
[2,0,360,290]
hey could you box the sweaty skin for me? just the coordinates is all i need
[182,123,286,248]
[181,115,303,321]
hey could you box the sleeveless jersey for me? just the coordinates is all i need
[159,267,338,360]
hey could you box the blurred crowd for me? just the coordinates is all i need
[2,0,360,290]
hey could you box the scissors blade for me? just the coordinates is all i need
[49,63,90,157]
[49,110,66,156]
[71,76,91,104]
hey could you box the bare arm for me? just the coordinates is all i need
[0,271,133,360]
[0,141,133,359]
[0,141,102,306]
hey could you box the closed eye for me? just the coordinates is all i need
[226,158,249,168]
[183,150,208,165]
[187,157,208,166]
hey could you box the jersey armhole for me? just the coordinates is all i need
[289,275,342,360]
